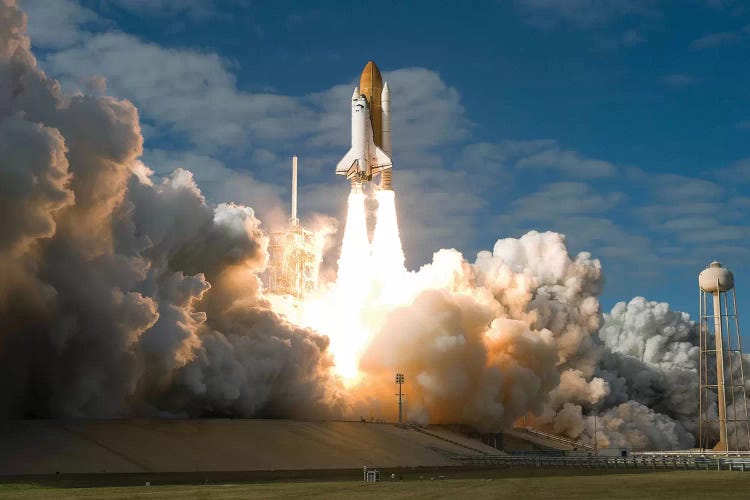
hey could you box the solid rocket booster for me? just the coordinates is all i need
[380,81,392,190]
[335,61,393,189]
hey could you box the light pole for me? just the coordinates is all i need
[395,373,404,424]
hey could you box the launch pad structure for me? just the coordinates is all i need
[267,156,318,299]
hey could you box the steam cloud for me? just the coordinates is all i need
[0,0,730,451]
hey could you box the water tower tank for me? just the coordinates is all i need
[699,261,734,293]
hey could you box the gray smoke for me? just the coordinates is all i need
[531,297,701,450]
[0,0,340,419]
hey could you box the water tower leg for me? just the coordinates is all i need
[713,290,728,450]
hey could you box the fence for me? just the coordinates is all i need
[453,453,750,471]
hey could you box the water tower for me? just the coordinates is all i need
[698,261,750,452]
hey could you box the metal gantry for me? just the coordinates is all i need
[698,262,750,452]
[267,156,319,299]
[267,227,318,298]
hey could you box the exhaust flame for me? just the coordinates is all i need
[296,187,411,386]
[371,189,406,300]
[337,189,371,289]
[299,189,375,385]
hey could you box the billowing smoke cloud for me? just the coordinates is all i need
[0,0,726,452]
[359,231,603,431]
[0,0,340,419]
[593,298,701,449]
[520,297,701,450]
[352,237,706,450]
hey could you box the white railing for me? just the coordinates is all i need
[452,454,750,471]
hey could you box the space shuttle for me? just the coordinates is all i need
[336,61,393,191]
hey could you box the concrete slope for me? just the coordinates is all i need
[421,426,505,455]
[502,428,593,453]
[0,420,492,475]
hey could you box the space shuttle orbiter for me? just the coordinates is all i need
[336,61,393,191]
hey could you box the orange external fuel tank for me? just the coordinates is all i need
[358,61,383,148]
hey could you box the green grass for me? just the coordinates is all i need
[0,470,747,499]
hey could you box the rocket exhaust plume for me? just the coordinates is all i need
[337,189,371,290]
[371,190,405,286]
[306,187,372,383]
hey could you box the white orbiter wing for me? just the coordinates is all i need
[369,144,392,176]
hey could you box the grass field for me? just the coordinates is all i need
[0,470,747,499]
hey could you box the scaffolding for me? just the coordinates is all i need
[266,156,318,299]
[267,226,317,298]
[698,261,750,452]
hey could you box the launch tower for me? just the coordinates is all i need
[698,261,750,452]
[267,156,318,299]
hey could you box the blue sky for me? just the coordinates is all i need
[19,0,750,317]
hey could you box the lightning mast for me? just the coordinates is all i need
[290,155,299,227]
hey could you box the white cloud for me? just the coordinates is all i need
[105,0,219,17]
[459,139,615,180]
[632,169,750,264]
[516,146,617,178]
[662,74,699,86]
[514,0,657,29]
[599,29,647,49]
[19,0,102,49]
[617,29,646,47]
[689,31,742,49]
[510,182,623,218]
[460,140,557,166]
[494,181,636,253]
[717,157,750,183]
[42,32,314,153]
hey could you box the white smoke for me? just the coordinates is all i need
[600,297,699,371]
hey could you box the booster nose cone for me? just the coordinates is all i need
[382,81,390,99]
[352,86,359,100]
